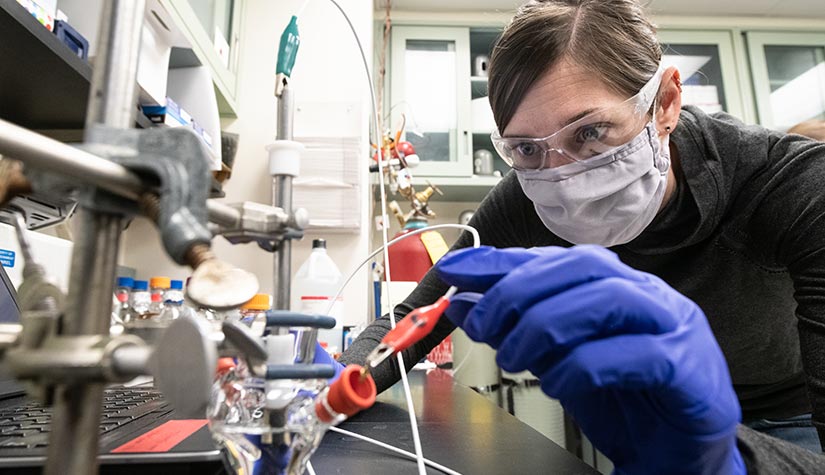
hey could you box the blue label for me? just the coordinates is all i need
[0,249,15,268]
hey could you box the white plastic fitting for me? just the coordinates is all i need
[266,140,305,177]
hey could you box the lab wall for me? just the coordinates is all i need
[121,0,374,326]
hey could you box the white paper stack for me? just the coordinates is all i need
[293,137,362,232]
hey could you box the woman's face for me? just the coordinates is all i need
[503,58,633,139]
[499,58,658,171]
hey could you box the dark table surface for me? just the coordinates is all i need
[311,369,598,474]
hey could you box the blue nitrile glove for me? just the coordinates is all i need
[242,434,290,475]
[436,245,745,475]
[312,342,345,384]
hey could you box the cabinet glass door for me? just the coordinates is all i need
[167,0,243,115]
[391,27,471,177]
[186,0,236,71]
[747,32,825,131]
[658,30,749,121]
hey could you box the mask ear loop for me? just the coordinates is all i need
[647,66,673,173]
[653,103,672,175]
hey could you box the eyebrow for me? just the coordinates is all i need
[562,108,598,127]
[505,107,600,138]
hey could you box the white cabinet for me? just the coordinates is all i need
[658,30,750,121]
[164,0,244,115]
[390,26,472,177]
[746,32,825,131]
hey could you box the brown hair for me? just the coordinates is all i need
[488,0,662,133]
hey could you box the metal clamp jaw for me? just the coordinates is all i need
[211,201,309,252]
[77,126,259,310]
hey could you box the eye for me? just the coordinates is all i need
[574,123,610,144]
[515,142,540,157]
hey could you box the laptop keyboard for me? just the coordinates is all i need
[0,387,166,449]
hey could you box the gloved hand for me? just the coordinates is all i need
[436,245,745,475]
[312,341,345,384]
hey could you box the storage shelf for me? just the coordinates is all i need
[0,0,157,131]
[373,174,501,203]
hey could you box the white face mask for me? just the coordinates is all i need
[516,122,670,247]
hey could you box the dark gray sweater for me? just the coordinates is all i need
[341,106,825,470]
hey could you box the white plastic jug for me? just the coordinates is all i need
[291,239,344,354]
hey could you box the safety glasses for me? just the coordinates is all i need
[492,66,664,172]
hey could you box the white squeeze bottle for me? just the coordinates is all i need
[291,239,344,356]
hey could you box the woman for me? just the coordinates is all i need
[340,0,825,472]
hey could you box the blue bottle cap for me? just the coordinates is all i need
[133,280,149,291]
[170,280,184,290]
[116,276,134,288]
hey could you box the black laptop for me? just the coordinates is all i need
[0,263,224,474]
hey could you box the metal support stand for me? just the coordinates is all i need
[44,1,145,473]
[0,1,270,473]
[46,213,125,474]
[272,85,295,310]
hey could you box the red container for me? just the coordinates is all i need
[386,224,433,282]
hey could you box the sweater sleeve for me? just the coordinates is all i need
[749,132,825,449]
[737,424,825,473]
[338,172,537,392]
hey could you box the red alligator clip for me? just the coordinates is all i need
[364,296,450,369]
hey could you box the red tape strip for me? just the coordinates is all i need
[111,419,208,453]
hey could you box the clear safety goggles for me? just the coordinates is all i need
[491,66,664,172]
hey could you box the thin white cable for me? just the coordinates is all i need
[443,285,458,300]
[322,1,425,474]
[306,461,317,475]
[296,0,311,17]
[324,224,481,316]
[328,426,464,475]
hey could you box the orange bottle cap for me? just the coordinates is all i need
[149,277,171,289]
[241,293,271,311]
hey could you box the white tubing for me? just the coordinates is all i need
[325,224,481,316]
[322,1,483,474]
[328,426,463,475]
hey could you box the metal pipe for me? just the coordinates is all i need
[273,191,292,310]
[276,85,294,141]
[0,119,243,228]
[0,118,144,201]
[206,200,242,228]
[111,345,152,377]
[12,213,34,267]
[45,2,146,474]
[272,85,295,310]
[45,212,125,475]
[61,213,125,337]
[83,1,144,132]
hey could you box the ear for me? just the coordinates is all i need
[655,66,682,138]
